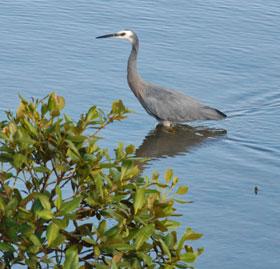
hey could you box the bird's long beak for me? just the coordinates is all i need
[96,33,117,39]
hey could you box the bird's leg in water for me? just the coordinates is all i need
[160,120,173,127]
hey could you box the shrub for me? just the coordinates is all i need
[0,93,203,268]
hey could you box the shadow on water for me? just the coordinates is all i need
[135,124,227,163]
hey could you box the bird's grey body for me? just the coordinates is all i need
[97,30,226,126]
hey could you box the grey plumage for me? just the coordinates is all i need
[96,30,226,126]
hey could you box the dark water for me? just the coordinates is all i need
[0,1,280,268]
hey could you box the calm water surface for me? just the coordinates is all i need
[0,1,280,268]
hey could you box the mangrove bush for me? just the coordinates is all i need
[0,93,203,268]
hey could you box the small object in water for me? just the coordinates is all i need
[254,186,259,195]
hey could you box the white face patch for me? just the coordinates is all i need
[115,30,134,43]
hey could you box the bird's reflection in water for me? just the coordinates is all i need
[136,124,227,162]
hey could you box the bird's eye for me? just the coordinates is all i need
[120,32,126,36]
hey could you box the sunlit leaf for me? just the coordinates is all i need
[180,252,197,263]
[82,237,95,245]
[86,106,99,122]
[134,188,145,214]
[47,222,60,247]
[55,186,62,210]
[104,225,119,238]
[97,220,106,236]
[111,100,127,115]
[184,228,203,241]
[64,246,78,269]
[16,101,26,118]
[35,193,51,210]
[176,185,188,195]
[137,252,153,266]
[135,224,154,250]
[125,144,135,155]
[34,166,51,174]
[159,238,171,260]
[56,95,65,111]
[28,234,42,247]
[36,209,53,220]
[23,118,37,136]
[164,169,173,183]
[60,196,81,215]
[13,153,27,168]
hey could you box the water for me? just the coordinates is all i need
[0,1,280,268]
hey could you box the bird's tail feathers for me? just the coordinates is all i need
[203,106,227,120]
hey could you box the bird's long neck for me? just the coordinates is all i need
[127,37,144,98]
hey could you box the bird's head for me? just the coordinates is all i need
[96,30,137,44]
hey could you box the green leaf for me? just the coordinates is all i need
[111,261,118,269]
[94,246,101,258]
[47,222,60,247]
[125,144,135,155]
[66,140,81,161]
[35,193,51,210]
[53,218,69,229]
[184,228,203,241]
[0,171,13,182]
[121,163,139,181]
[41,103,49,115]
[55,186,62,210]
[28,234,42,247]
[0,242,15,253]
[0,197,5,212]
[172,176,179,187]
[164,169,173,183]
[48,93,65,113]
[174,198,191,204]
[36,209,53,220]
[176,185,188,195]
[135,224,154,250]
[95,264,107,269]
[60,196,81,215]
[16,101,26,118]
[48,93,56,112]
[162,220,181,229]
[106,243,133,251]
[13,153,27,168]
[0,153,13,163]
[165,231,177,249]
[136,252,153,266]
[64,246,78,269]
[86,106,99,122]
[97,220,106,236]
[104,225,119,238]
[49,234,66,248]
[95,174,104,199]
[23,118,37,136]
[82,237,96,245]
[180,252,197,263]
[159,238,171,260]
[134,188,145,214]
[34,166,51,174]
[56,96,65,111]
[177,228,203,252]
[6,197,18,213]
[111,100,126,115]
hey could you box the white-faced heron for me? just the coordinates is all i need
[96,30,226,126]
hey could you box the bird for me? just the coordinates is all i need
[96,30,226,127]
